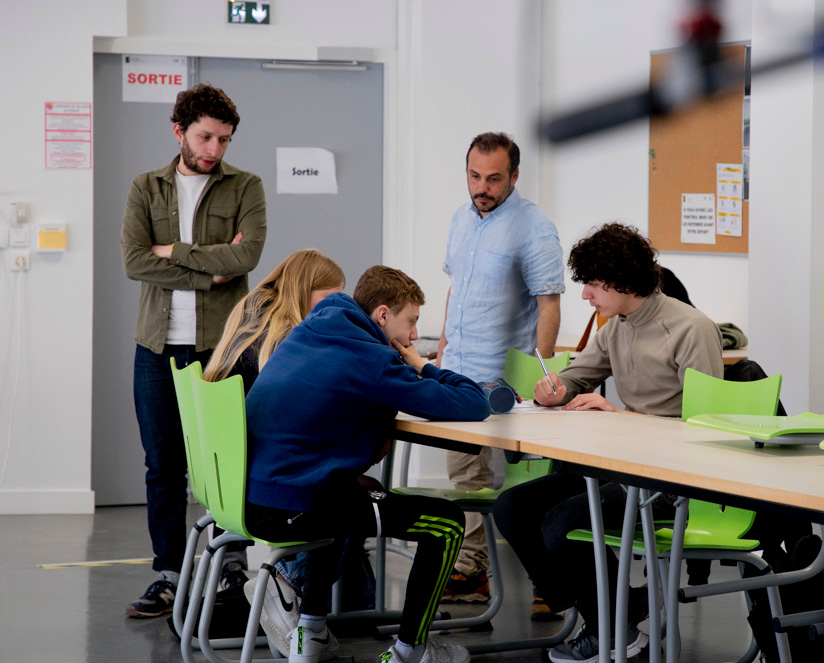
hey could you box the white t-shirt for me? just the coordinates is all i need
[166,171,210,345]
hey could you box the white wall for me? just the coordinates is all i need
[0,2,126,514]
[403,1,543,339]
[749,0,824,413]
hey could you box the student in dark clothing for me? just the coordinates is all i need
[244,265,491,663]
[204,249,348,641]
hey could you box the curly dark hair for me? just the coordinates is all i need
[466,132,520,176]
[171,84,240,134]
[568,222,661,297]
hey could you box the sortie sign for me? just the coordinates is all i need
[122,55,188,104]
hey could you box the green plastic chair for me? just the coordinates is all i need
[566,367,784,663]
[504,347,571,400]
[171,359,273,654]
[181,371,332,663]
[387,348,571,633]
[171,358,207,507]
[568,368,781,550]
[171,358,231,648]
[664,368,782,550]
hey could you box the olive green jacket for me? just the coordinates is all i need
[121,156,267,353]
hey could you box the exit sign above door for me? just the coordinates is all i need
[227,1,270,24]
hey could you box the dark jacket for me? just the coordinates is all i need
[245,293,490,511]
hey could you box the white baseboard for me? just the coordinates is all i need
[0,489,96,514]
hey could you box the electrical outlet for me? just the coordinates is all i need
[10,249,30,271]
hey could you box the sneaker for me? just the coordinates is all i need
[288,624,339,663]
[379,636,470,663]
[548,625,648,662]
[531,583,564,622]
[126,579,176,618]
[439,570,490,603]
[220,561,249,591]
[243,573,299,657]
[629,582,665,624]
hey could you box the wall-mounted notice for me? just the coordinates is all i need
[122,55,188,103]
[716,163,743,237]
[45,102,92,169]
[276,148,338,194]
[681,193,716,244]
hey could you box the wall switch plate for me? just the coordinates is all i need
[10,227,29,247]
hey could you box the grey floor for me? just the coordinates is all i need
[0,504,757,662]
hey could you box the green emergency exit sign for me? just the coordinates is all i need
[227,1,270,24]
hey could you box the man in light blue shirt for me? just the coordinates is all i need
[436,132,565,605]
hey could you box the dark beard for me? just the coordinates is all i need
[180,136,217,174]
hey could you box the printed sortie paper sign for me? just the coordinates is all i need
[276,148,338,194]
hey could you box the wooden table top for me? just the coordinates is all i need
[396,410,824,514]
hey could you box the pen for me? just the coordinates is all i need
[535,348,557,395]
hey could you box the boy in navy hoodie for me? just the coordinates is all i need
[245,265,491,663]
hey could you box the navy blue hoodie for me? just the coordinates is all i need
[245,293,491,511]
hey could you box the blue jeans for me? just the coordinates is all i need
[133,344,213,573]
[276,537,375,611]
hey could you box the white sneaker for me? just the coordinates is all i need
[243,572,299,657]
[288,624,339,663]
[380,636,470,663]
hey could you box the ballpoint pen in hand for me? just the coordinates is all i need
[535,348,557,395]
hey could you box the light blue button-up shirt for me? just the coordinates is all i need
[442,188,565,383]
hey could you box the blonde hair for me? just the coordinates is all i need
[204,249,344,382]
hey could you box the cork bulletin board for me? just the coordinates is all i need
[649,44,748,254]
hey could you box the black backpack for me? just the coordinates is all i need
[746,533,824,661]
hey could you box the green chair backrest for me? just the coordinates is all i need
[499,455,553,492]
[681,367,782,421]
[680,367,783,543]
[504,348,571,400]
[190,372,252,539]
[171,358,207,508]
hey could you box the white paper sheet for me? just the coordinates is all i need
[716,163,744,237]
[680,193,716,244]
[276,147,338,194]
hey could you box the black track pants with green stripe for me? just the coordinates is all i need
[246,484,465,646]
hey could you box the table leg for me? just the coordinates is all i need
[664,497,688,663]
[638,489,662,663]
[614,486,640,663]
[585,476,612,663]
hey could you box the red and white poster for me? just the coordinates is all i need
[122,54,188,104]
[45,102,92,169]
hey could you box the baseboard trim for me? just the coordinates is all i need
[0,489,95,514]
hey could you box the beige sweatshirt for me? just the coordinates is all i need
[559,291,723,417]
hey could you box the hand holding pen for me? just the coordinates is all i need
[535,348,556,395]
[534,348,564,406]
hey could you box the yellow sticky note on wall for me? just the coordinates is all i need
[37,224,67,251]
